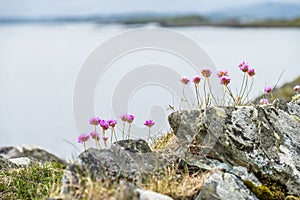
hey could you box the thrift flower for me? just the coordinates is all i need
[144,119,155,142]
[99,120,109,130]
[293,85,300,93]
[120,114,128,140]
[260,98,269,105]
[264,86,272,93]
[217,70,228,78]
[90,131,101,149]
[126,114,135,123]
[103,136,109,148]
[220,76,231,86]
[120,114,128,122]
[201,69,212,78]
[78,133,90,151]
[108,119,118,143]
[126,114,135,139]
[89,117,100,125]
[192,76,201,84]
[180,76,190,84]
[248,68,255,77]
[238,61,249,72]
[144,119,155,127]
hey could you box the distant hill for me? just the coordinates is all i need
[208,2,300,21]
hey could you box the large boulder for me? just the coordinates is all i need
[168,100,300,197]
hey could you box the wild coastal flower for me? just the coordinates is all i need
[201,69,212,78]
[264,86,272,93]
[89,117,100,125]
[78,133,90,151]
[144,119,155,142]
[238,61,249,72]
[217,70,228,78]
[126,114,135,139]
[144,119,155,127]
[108,119,118,143]
[260,98,269,105]
[103,136,109,148]
[293,85,300,93]
[120,114,128,122]
[126,114,135,123]
[248,68,255,77]
[108,119,117,127]
[220,76,231,86]
[90,131,101,149]
[99,120,109,130]
[180,76,190,85]
[192,76,201,84]
[90,131,100,141]
[120,114,127,140]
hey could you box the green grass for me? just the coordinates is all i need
[0,162,66,200]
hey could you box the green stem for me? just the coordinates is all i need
[226,85,237,106]
[179,84,185,110]
[243,77,254,105]
[122,122,125,140]
[148,127,151,142]
[128,123,131,139]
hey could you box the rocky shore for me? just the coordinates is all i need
[1,98,300,200]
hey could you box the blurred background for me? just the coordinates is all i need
[0,0,300,159]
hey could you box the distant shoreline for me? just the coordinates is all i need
[1,15,300,28]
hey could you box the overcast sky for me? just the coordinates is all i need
[1,0,300,17]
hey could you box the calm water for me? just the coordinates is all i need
[0,23,299,159]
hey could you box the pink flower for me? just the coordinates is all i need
[248,68,255,77]
[108,119,117,127]
[120,114,128,122]
[89,117,100,125]
[238,61,246,68]
[217,70,228,78]
[90,131,100,141]
[238,61,249,72]
[180,76,190,84]
[220,76,231,86]
[103,136,109,142]
[260,98,269,105]
[99,120,109,130]
[192,76,201,84]
[201,69,212,78]
[293,85,300,92]
[264,86,272,93]
[144,119,155,128]
[126,114,135,123]
[77,133,90,144]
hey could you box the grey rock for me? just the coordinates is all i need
[0,156,17,170]
[9,157,31,166]
[196,170,258,200]
[168,102,300,196]
[0,146,65,164]
[78,140,170,182]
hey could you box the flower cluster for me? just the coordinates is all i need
[77,115,155,150]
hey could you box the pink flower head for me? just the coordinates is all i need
[99,120,109,130]
[108,119,117,127]
[126,114,135,123]
[217,70,228,78]
[240,64,249,73]
[90,131,100,141]
[238,61,246,68]
[120,114,128,122]
[201,69,212,78]
[180,76,190,85]
[144,119,155,128]
[78,133,90,144]
[264,86,272,93]
[248,68,255,77]
[103,136,109,142]
[192,76,201,84]
[293,85,300,92]
[260,98,269,105]
[89,117,100,125]
[220,76,231,86]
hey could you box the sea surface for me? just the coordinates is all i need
[0,23,299,159]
